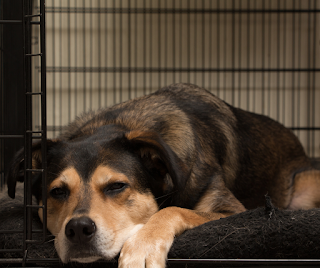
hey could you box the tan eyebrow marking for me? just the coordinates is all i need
[49,167,81,190]
[91,166,130,189]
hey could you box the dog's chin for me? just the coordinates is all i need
[59,247,105,264]
[70,256,101,263]
[62,250,103,264]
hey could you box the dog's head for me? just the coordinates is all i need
[6,126,187,263]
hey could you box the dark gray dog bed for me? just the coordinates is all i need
[1,190,320,267]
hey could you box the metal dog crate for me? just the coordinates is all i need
[0,0,320,267]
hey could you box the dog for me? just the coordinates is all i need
[6,83,320,267]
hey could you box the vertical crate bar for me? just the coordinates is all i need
[22,0,33,262]
[40,0,47,241]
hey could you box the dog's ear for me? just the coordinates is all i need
[124,130,188,195]
[6,140,59,199]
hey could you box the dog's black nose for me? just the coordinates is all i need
[65,216,96,244]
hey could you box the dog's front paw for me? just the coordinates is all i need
[118,229,174,268]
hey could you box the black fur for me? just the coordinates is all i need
[7,83,312,211]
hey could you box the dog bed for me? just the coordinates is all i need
[1,159,320,266]
[1,191,320,267]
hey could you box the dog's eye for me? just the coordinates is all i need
[50,187,69,200]
[104,182,127,195]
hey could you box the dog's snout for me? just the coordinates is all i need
[65,217,96,244]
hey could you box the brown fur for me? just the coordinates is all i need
[288,170,320,210]
[6,83,319,267]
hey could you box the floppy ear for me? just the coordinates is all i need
[6,140,58,199]
[125,130,189,197]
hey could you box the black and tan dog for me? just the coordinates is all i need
[7,83,320,267]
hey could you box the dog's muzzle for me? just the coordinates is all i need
[65,216,96,244]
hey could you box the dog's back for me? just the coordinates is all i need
[59,83,312,209]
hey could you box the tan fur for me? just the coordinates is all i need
[288,170,320,210]
[90,166,131,190]
[89,166,158,226]
[195,184,246,214]
[43,165,159,263]
[39,168,82,236]
[119,206,222,268]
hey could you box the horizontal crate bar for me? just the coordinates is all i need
[167,258,320,266]
[45,67,320,73]
[45,7,320,14]
[0,258,24,264]
[0,230,23,234]
[25,14,41,18]
[290,127,320,131]
[25,204,44,209]
[26,169,44,173]
[0,257,318,266]
[17,258,320,266]
[25,92,42,96]
[0,228,45,234]
[25,258,60,264]
[25,53,42,57]
[0,20,22,24]
[31,229,46,233]
[30,21,40,25]
[0,135,24,139]
[25,239,46,245]
[46,126,320,132]
[26,130,42,134]
[47,127,319,132]
[0,249,23,254]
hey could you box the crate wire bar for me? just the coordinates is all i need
[0,0,320,267]
[0,0,47,266]
[43,0,320,158]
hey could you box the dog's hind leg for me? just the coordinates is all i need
[288,170,320,210]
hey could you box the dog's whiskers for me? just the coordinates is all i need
[155,190,177,200]
[44,238,56,244]
[47,162,64,170]
[158,195,174,210]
